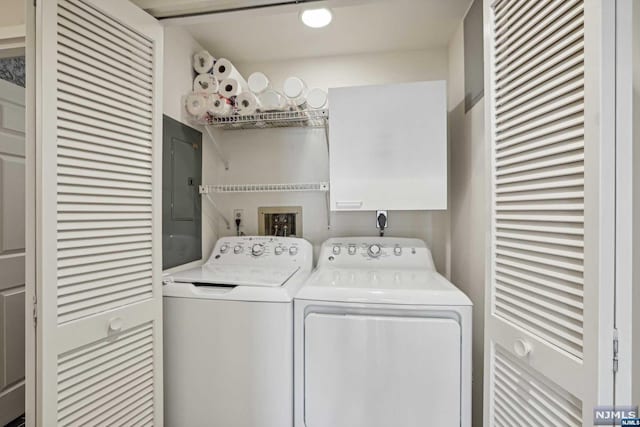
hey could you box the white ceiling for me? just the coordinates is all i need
[163,0,472,63]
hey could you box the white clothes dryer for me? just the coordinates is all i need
[164,236,313,427]
[294,237,472,427]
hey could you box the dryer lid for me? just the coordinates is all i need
[169,264,300,288]
[296,268,472,306]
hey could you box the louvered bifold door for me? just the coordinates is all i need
[484,0,615,425]
[33,0,163,424]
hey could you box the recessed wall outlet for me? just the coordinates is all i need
[376,210,388,229]
[233,209,245,229]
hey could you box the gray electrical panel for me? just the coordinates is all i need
[464,0,484,112]
[163,115,202,269]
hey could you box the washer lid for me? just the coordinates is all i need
[296,268,472,306]
[170,264,300,287]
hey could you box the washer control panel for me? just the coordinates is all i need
[321,237,435,270]
[212,236,311,267]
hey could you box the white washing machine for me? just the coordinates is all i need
[294,237,472,427]
[163,236,313,427]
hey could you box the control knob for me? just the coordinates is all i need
[332,245,341,255]
[251,243,265,256]
[394,245,402,256]
[220,244,229,254]
[367,244,382,258]
[289,246,298,256]
[234,245,243,254]
[274,246,284,255]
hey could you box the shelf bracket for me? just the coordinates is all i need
[202,192,231,230]
[325,190,331,230]
[323,118,330,154]
[323,118,331,229]
[203,125,230,171]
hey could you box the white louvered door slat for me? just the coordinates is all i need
[484,0,615,425]
[32,0,163,424]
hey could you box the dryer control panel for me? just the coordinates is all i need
[212,236,313,269]
[318,237,436,270]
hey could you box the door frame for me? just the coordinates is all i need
[24,1,36,425]
[613,0,640,407]
[582,0,617,412]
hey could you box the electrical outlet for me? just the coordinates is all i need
[376,210,388,229]
[233,209,244,223]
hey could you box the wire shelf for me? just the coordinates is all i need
[195,109,329,130]
[200,182,329,194]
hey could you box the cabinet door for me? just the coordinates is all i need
[329,81,447,211]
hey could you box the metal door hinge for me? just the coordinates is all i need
[613,329,619,373]
[32,296,37,326]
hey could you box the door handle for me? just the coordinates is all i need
[335,201,363,209]
[108,317,124,334]
[514,339,533,358]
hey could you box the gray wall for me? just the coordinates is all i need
[448,15,486,427]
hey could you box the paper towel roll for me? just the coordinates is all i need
[193,74,219,94]
[307,88,328,109]
[214,58,246,82]
[283,76,307,108]
[186,93,207,116]
[219,78,248,98]
[248,72,270,94]
[193,50,215,74]
[236,92,261,115]
[207,96,232,116]
[258,89,287,112]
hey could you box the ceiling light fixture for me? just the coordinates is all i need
[300,8,333,28]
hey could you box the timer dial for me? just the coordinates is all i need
[251,243,265,256]
[367,244,382,257]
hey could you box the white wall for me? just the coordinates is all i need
[447,23,486,427]
[206,48,451,272]
[163,26,220,272]
[0,0,23,28]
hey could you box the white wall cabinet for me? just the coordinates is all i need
[329,81,447,211]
